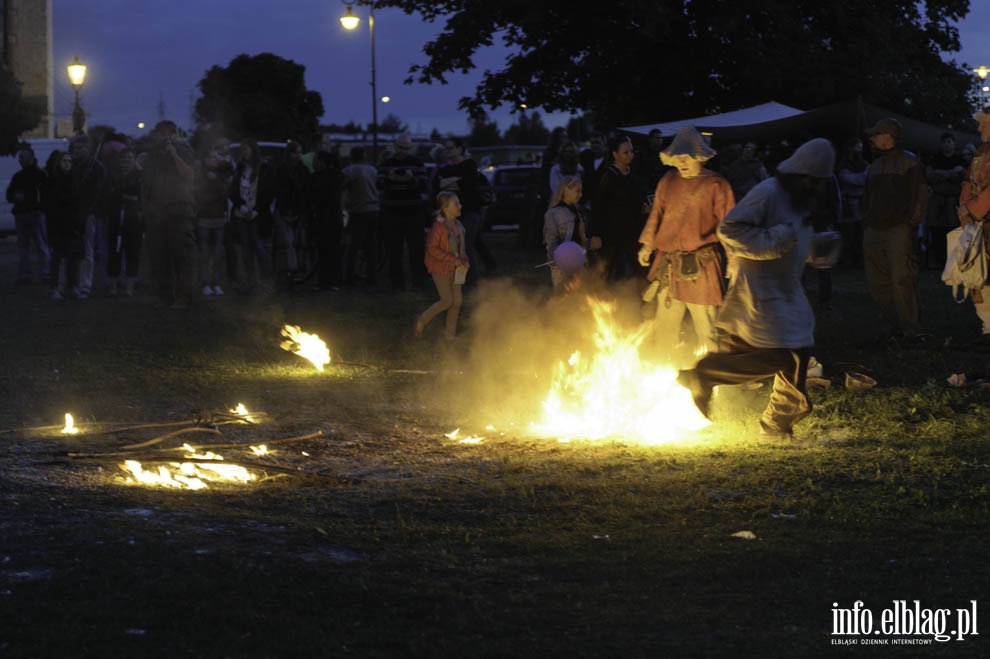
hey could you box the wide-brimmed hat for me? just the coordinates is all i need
[660,126,716,165]
[975,107,990,123]
[866,117,901,139]
[776,138,836,178]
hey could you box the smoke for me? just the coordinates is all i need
[446,274,652,432]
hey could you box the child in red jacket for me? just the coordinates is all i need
[415,191,470,339]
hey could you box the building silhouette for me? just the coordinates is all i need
[2,0,54,138]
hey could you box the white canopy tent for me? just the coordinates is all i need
[620,102,805,137]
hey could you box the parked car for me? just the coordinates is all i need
[0,138,69,236]
[483,164,543,231]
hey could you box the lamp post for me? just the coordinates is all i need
[974,66,989,107]
[67,55,87,136]
[340,3,378,157]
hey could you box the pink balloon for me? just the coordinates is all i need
[553,241,586,273]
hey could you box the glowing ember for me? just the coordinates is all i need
[534,298,710,445]
[61,413,79,435]
[120,443,257,489]
[230,403,258,422]
[250,445,269,456]
[444,428,460,439]
[280,324,331,371]
[458,436,485,444]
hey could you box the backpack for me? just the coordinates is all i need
[942,222,988,303]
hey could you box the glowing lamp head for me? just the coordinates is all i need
[974,66,989,81]
[67,56,87,87]
[340,6,360,30]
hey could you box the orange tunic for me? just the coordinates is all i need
[638,169,735,305]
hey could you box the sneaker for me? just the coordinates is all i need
[124,280,136,297]
[212,285,224,296]
[676,369,712,419]
[202,284,214,296]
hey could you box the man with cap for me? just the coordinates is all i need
[637,125,735,365]
[379,134,429,291]
[676,137,837,443]
[956,107,990,346]
[861,117,929,342]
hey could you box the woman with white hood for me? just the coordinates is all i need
[676,138,837,444]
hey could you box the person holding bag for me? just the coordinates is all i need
[415,191,470,340]
[957,107,990,346]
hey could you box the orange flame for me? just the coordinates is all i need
[280,324,331,371]
[120,443,257,489]
[534,298,710,445]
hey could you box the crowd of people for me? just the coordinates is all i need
[6,122,507,308]
[534,110,990,442]
[8,111,990,440]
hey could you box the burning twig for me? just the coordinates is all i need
[66,430,324,459]
[120,427,223,450]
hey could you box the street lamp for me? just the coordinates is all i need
[67,55,87,135]
[974,66,989,107]
[340,3,378,156]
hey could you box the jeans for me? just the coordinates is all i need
[14,211,50,282]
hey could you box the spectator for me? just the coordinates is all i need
[342,146,381,287]
[956,106,990,346]
[69,135,108,298]
[723,141,768,201]
[632,128,671,197]
[104,148,144,297]
[579,131,608,207]
[42,150,82,299]
[923,132,966,271]
[195,144,234,296]
[637,126,735,364]
[228,138,273,294]
[415,191,470,340]
[861,118,930,342]
[677,138,837,443]
[309,150,344,290]
[379,134,429,291]
[141,120,197,309]
[435,138,493,289]
[270,140,311,286]
[835,137,868,267]
[6,147,50,285]
[589,135,644,282]
[543,175,600,295]
[548,141,583,198]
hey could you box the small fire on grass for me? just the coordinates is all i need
[444,428,485,444]
[533,298,710,446]
[280,324,331,372]
[61,413,79,435]
[230,403,259,423]
[120,443,257,490]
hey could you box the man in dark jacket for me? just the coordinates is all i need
[379,134,429,291]
[861,118,929,341]
[6,147,50,284]
[141,120,196,308]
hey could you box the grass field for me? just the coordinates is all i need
[0,231,988,658]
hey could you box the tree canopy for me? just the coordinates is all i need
[0,67,43,155]
[376,0,975,130]
[194,53,325,146]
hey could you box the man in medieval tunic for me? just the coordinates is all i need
[637,126,735,366]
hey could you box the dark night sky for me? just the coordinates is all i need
[50,0,990,138]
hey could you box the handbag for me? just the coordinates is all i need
[942,222,988,303]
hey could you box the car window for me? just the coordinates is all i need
[495,168,540,186]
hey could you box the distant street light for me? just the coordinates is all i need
[67,55,87,136]
[340,3,378,156]
[974,66,989,107]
